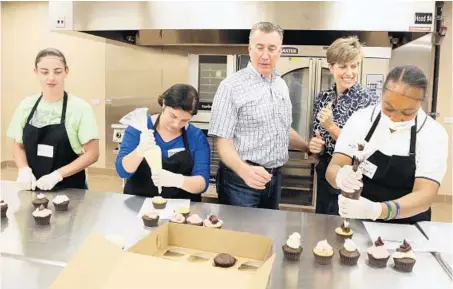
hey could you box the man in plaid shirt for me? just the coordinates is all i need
[208,22,309,209]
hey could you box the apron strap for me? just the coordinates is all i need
[409,116,417,157]
[60,92,69,124]
[26,95,43,124]
[26,92,69,125]
[365,112,381,142]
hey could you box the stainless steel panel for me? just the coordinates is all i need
[1,181,451,289]
[389,34,434,112]
[51,1,436,32]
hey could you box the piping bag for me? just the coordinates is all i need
[119,108,162,194]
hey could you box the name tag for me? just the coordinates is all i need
[359,160,377,179]
[168,148,185,158]
[37,144,54,158]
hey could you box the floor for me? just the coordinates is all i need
[1,167,451,222]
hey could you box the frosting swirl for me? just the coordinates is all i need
[397,239,412,253]
[315,239,333,252]
[53,195,69,204]
[341,220,351,233]
[286,232,301,249]
[375,236,385,247]
[37,193,46,200]
[392,241,416,260]
[32,204,52,217]
[343,239,357,252]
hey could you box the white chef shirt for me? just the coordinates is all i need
[334,104,449,185]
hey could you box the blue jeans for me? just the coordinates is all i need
[216,164,281,210]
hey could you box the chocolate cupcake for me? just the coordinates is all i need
[392,239,416,272]
[335,220,353,241]
[1,200,8,218]
[169,212,186,224]
[151,196,167,209]
[186,214,203,226]
[313,239,334,265]
[142,212,159,227]
[32,193,49,209]
[213,253,237,268]
[52,195,70,211]
[282,232,303,261]
[339,239,360,266]
[32,204,52,225]
[367,237,390,268]
[203,214,223,228]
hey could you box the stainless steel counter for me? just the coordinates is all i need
[1,181,452,289]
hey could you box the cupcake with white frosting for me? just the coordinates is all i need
[313,239,334,265]
[392,239,416,272]
[282,232,303,261]
[32,204,52,225]
[32,193,49,209]
[339,239,360,265]
[186,214,203,226]
[52,195,70,211]
[367,236,390,268]
[203,214,223,229]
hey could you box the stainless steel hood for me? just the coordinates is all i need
[49,1,435,46]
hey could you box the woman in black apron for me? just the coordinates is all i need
[116,84,210,202]
[8,48,99,191]
[309,37,377,215]
[326,65,449,224]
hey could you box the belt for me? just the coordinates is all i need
[246,161,282,175]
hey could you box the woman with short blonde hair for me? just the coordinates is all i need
[309,36,377,215]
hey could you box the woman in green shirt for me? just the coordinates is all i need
[7,48,100,191]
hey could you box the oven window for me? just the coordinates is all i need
[198,56,227,108]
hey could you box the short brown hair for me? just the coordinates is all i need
[249,22,284,42]
[326,36,363,65]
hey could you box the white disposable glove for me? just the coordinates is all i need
[36,171,63,191]
[16,167,37,191]
[151,169,185,189]
[136,130,156,158]
[338,194,382,221]
[335,165,363,193]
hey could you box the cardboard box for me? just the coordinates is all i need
[50,223,275,289]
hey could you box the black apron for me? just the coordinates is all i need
[362,112,430,224]
[123,114,200,202]
[23,92,86,190]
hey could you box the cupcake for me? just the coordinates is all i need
[392,239,416,272]
[151,196,167,209]
[169,212,186,224]
[142,211,159,227]
[282,232,303,261]
[339,239,360,266]
[32,204,52,225]
[186,214,203,226]
[313,239,334,265]
[32,193,49,209]
[1,200,8,218]
[52,195,70,211]
[367,237,390,268]
[335,220,353,241]
[203,214,223,228]
[175,207,190,218]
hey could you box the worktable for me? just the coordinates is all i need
[1,181,452,289]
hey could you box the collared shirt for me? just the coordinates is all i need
[335,104,449,185]
[313,82,377,156]
[208,62,292,168]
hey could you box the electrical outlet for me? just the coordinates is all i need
[113,129,125,143]
[56,17,65,28]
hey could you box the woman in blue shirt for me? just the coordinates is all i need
[115,84,210,202]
